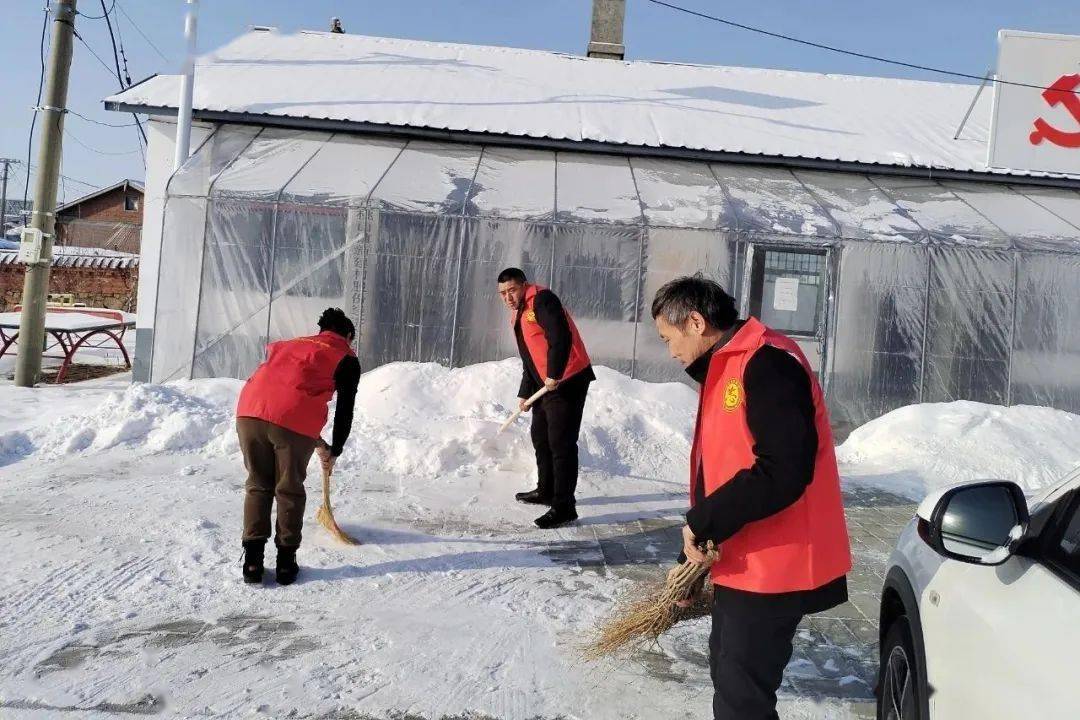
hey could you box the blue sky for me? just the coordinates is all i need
[2,0,1078,200]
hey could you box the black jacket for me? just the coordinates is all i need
[514,288,595,399]
[328,355,361,456]
[682,323,847,615]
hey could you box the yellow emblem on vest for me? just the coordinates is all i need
[723,378,743,412]
[525,310,537,322]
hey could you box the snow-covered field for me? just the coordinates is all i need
[1,359,1078,719]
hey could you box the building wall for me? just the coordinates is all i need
[55,185,143,253]
[0,265,139,312]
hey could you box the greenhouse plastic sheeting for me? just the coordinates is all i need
[631,158,730,230]
[280,136,405,207]
[469,147,556,222]
[150,124,1080,426]
[828,242,927,428]
[923,247,1014,405]
[452,219,553,367]
[1012,253,1080,410]
[149,196,208,382]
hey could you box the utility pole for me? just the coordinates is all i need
[0,159,16,238]
[15,0,76,387]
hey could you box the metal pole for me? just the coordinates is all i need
[953,68,993,141]
[173,0,199,170]
[15,0,77,387]
[0,159,14,237]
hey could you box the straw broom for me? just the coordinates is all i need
[316,465,361,545]
[582,541,719,660]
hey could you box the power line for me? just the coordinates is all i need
[643,0,1079,94]
[24,3,49,209]
[26,163,104,191]
[116,0,169,64]
[98,0,147,145]
[64,128,142,156]
[74,29,117,78]
[77,0,115,21]
[67,108,140,128]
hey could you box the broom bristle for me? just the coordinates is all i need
[582,543,718,660]
[317,504,361,545]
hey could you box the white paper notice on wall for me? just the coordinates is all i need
[773,277,800,312]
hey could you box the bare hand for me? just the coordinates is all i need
[518,398,530,413]
[316,443,336,474]
[544,377,559,391]
[682,525,707,565]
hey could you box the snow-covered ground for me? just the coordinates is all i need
[2,360,1078,719]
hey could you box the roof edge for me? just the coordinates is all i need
[105,101,1080,190]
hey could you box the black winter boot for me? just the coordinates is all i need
[534,505,578,529]
[515,488,553,505]
[242,540,265,584]
[275,545,300,586]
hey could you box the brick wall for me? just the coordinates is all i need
[56,186,143,254]
[0,265,139,312]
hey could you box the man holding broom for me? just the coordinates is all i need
[235,308,361,585]
[652,276,851,720]
[496,267,594,529]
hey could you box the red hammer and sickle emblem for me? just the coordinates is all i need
[1029,74,1080,148]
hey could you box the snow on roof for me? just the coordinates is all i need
[106,29,1026,177]
[0,246,139,269]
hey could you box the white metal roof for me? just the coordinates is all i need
[105,29,1043,177]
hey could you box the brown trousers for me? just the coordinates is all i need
[238,417,318,548]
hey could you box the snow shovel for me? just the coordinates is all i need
[316,465,361,545]
[497,386,549,435]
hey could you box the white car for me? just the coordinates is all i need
[876,469,1080,720]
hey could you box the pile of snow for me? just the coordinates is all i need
[0,378,242,466]
[342,359,695,482]
[2,360,697,486]
[838,400,1080,499]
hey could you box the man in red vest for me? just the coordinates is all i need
[497,268,595,529]
[235,308,361,585]
[652,277,851,720]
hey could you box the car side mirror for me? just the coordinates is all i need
[928,481,1029,566]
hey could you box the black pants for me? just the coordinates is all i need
[710,594,802,720]
[530,376,589,509]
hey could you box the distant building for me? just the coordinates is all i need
[55,179,144,254]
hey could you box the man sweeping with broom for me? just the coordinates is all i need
[496,267,594,529]
[652,276,851,720]
[235,308,361,585]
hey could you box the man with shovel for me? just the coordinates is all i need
[235,308,361,585]
[653,276,850,720]
[496,268,594,529]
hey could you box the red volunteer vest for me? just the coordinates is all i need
[512,284,592,382]
[691,317,851,593]
[235,331,355,439]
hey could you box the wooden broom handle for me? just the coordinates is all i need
[498,385,549,434]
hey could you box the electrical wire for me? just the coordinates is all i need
[64,128,143,156]
[116,0,169,64]
[77,0,115,21]
[67,109,140,128]
[23,3,49,209]
[74,30,118,78]
[98,0,146,145]
[643,0,1078,94]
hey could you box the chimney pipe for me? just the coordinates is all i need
[587,0,625,60]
